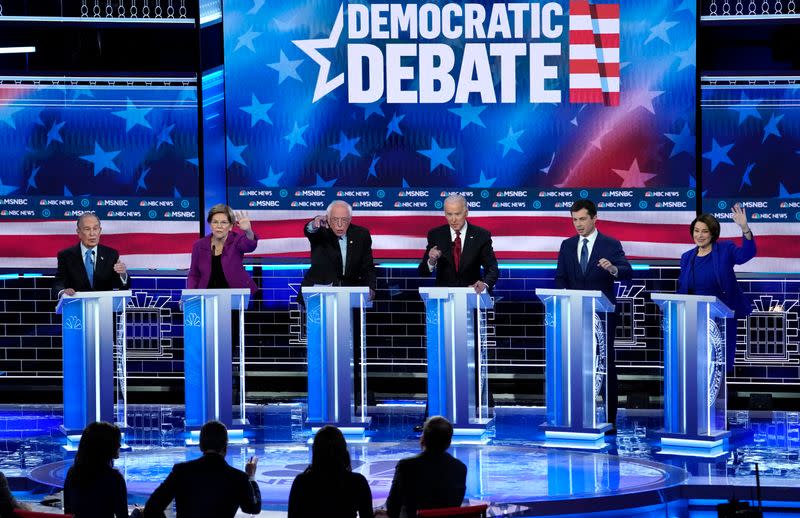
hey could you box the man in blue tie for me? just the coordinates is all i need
[554,199,631,428]
[53,213,130,298]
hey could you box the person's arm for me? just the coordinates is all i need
[235,231,259,254]
[479,233,499,290]
[0,473,19,515]
[356,474,375,518]
[384,462,405,518]
[607,239,632,280]
[287,474,306,518]
[361,232,377,293]
[114,471,129,518]
[111,251,129,289]
[731,202,756,265]
[676,252,690,294]
[554,241,568,289]
[417,232,438,277]
[186,243,201,289]
[238,458,262,516]
[143,469,178,518]
[52,251,69,298]
[304,216,327,244]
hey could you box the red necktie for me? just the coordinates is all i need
[453,230,461,271]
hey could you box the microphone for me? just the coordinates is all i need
[211,244,216,256]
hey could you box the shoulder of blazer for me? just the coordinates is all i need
[595,232,620,248]
[97,244,119,257]
[466,222,490,239]
[348,223,371,240]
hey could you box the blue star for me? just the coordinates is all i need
[292,4,344,102]
[64,185,73,197]
[226,137,247,168]
[240,94,274,127]
[234,26,262,52]
[31,108,46,127]
[469,171,497,188]
[314,173,337,187]
[258,166,283,187]
[675,0,696,14]
[386,113,405,139]
[80,142,121,176]
[664,122,694,157]
[26,166,39,191]
[675,40,696,71]
[0,176,17,195]
[186,157,199,167]
[0,106,23,129]
[46,120,66,147]
[112,98,153,132]
[728,93,761,125]
[330,131,361,161]
[739,163,755,191]
[402,178,411,188]
[136,167,151,192]
[779,182,800,199]
[418,138,455,172]
[645,19,679,45]
[283,122,309,151]
[174,187,182,198]
[157,124,175,149]
[72,88,95,100]
[367,156,380,179]
[448,103,487,130]
[762,113,784,143]
[498,127,525,157]
[702,139,734,172]
[540,152,556,175]
[247,0,265,14]
[357,100,384,120]
[267,50,303,84]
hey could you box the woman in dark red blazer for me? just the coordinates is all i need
[187,204,258,295]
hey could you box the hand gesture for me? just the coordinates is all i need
[113,259,127,275]
[731,203,749,231]
[369,288,376,301]
[235,211,252,233]
[597,258,618,276]
[313,215,329,229]
[245,455,258,478]
[63,288,76,297]
[470,280,487,294]
[427,245,441,266]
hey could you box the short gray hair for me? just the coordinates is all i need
[77,212,100,228]
[326,200,352,218]
[443,194,467,210]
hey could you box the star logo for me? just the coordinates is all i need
[293,4,345,103]
[80,142,121,176]
[612,158,657,188]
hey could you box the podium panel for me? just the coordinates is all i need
[57,290,132,434]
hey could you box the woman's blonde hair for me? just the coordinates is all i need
[206,204,236,225]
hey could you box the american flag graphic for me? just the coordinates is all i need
[569,1,621,106]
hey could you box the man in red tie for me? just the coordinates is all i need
[418,194,499,293]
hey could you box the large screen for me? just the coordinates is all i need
[223,0,698,260]
[0,79,200,268]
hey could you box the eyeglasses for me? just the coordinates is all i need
[210,220,230,227]
[329,217,351,225]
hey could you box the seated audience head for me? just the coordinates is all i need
[421,416,454,454]
[690,213,721,248]
[310,425,351,474]
[73,422,121,482]
[199,420,229,455]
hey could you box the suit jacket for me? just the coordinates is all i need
[677,237,756,319]
[64,464,128,518]
[187,231,258,295]
[301,222,377,291]
[288,470,373,518]
[385,451,467,518]
[52,243,130,297]
[554,232,632,303]
[417,223,499,291]
[143,453,261,518]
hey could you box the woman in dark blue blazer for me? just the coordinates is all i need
[677,204,756,371]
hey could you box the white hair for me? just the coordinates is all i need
[443,194,467,210]
[326,200,353,217]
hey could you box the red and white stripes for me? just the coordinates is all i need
[569,1,620,106]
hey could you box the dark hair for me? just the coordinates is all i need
[690,213,720,243]
[570,199,597,217]
[309,425,351,475]
[199,420,228,453]
[70,422,121,486]
[422,416,453,454]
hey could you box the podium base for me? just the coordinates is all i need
[307,417,372,443]
[450,418,495,445]
[656,430,730,458]
[541,423,613,450]
[185,424,250,446]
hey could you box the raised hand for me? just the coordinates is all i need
[597,258,618,276]
[731,203,749,231]
[427,245,442,266]
[113,259,127,275]
[235,210,252,233]
[313,215,329,229]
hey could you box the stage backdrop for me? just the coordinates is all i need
[223,0,699,261]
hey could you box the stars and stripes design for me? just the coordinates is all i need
[568,1,620,106]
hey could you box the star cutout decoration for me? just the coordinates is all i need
[498,127,525,157]
[157,124,175,149]
[26,166,39,192]
[267,50,303,84]
[283,122,309,151]
[0,106,23,129]
[762,113,784,143]
[664,122,694,157]
[136,167,151,192]
[540,152,556,175]
[330,131,361,161]
[314,173,337,187]
[226,137,248,168]
[240,94,274,127]
[675,40,696,71]
[418,138,455,172]
[675,0,696,14]
[627,89,664,114]
[367,155,380,179]
[112,98,153,132]
[0,176,17,195]
[174,187,182,198]
[612,158,657,188]
[402,178,411,188]
[357,100,384,120]
[728,93,761,125]
[386,113,405,139]
[448,103,487,130]
[469,171,497,188]
[739,163,755,191]
[702,139,735,172]
[80,142,121,176]
[779,182,800,198]
[293,4,344,102]
[46,120,66,147]
[186,157,199,167]
[644,19,679,45]
[235,26,262,52]
[258,166,283,187]
[247,0,265,15]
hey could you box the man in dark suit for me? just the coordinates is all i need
[52,213,130,298]
[554,199,632,428]
[143,420,261,518]
[418,194,499,293]
[379,416,467,518]
[301,200,376,301]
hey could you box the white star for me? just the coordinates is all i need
[292,4,345,103]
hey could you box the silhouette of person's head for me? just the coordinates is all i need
[420,416,453,454]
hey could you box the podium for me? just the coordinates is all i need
[419,287,494,440]
[535,289,614,448]
[57,290,132,436]
[302,286,372,433]
[181,288,250,437]
[652,293,732,456]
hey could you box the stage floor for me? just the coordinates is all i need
[1,405,799,517]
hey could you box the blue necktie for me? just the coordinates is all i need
[84,249,94,287]
[580,238,589,274]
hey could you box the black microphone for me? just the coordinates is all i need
[212,244,216,256]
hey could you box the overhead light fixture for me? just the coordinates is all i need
[0,46,36,54]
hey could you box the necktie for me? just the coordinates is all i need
[580,238,589,274]
[453,230,462,271]
[84,249,94,287]
[339,236,347,275]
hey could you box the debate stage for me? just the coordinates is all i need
[3,404,800,517]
